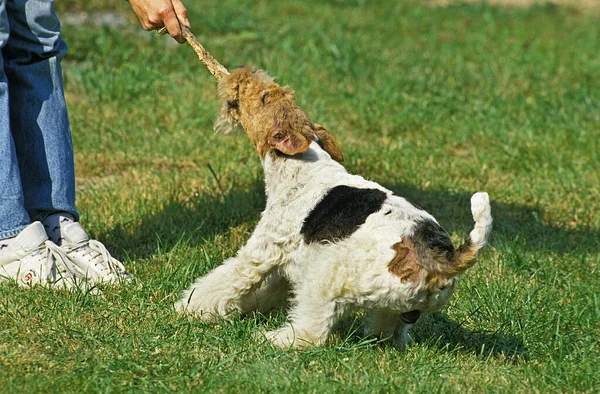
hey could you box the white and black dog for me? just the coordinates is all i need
[175,66,492,349]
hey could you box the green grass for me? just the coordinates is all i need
[1,0,599,392]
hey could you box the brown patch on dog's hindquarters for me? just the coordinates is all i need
[388,233,481,291]
[387,239,421,283]
[388,238,453,291]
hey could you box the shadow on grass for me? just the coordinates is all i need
[103,181,266,262]
[412,312,527,362]
[331,311,526,361]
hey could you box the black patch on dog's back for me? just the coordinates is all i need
[301,185,387,244]
[412,219,455,258]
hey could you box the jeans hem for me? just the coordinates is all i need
[0,224,30,240]
[29,208,79,223]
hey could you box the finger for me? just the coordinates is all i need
[172,0,190,27]
[128,1,158,31]
[163,11,185,43]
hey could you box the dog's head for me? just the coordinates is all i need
[215,65,343,162]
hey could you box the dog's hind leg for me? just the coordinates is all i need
[365,310,401,341]
[391,321,414,350]
[392,310,420,349]
[365,310,419,349]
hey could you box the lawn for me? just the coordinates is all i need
[1,0,598,392]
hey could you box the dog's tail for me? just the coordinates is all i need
[443,192,492,277]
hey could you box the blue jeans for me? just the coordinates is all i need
[0,0,78,240]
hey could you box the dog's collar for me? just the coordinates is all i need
[400,310,421,324]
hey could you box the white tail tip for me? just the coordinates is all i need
[469,192,492,246]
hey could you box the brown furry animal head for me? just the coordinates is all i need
[215,66,343,162]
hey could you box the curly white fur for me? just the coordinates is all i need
[175,142,492,349]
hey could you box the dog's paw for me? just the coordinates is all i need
[173,297,230,323]
[174,299,189,313]
[174,302,215,322]
[265,327,298,349]
[262,326,318,349]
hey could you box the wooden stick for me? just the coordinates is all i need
[180,27,230,80]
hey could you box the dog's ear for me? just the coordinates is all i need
[268,129,311,156]
[313,124,343,162]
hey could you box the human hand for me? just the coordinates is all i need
[127,0,190,43]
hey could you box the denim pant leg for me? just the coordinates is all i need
[0,0,30,239]
[2,0,78,234]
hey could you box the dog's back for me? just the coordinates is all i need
[261,141,491,310]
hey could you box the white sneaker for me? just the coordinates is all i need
[0,222,79,289]
[59,222,131,284]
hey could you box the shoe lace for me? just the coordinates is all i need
[18,241,75,287]
[45,241,99,291]
[73,239,127,276]
[45,241,76,277]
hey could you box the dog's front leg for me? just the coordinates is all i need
[175,243,282,320]
[264,291,345,349]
